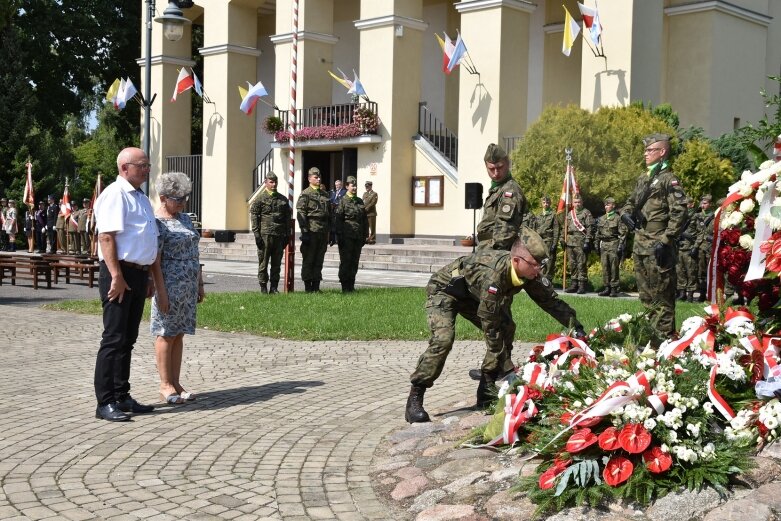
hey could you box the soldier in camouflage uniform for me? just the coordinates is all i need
[296,167,332,292]
[250,172,292,294]
[78,198,92,254]
[475,144,528,251]
[676,198,698,302]
[533,196,560,279]
[362,181,377,244]
[692,194,714,302]
[405,228,586,423]
[619,134,688,338]
[563,195,595,294]
[334,176,368,292]
[595,197,628,297]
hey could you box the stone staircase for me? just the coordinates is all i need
[199,233,472,273]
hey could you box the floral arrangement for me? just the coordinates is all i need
[471,305,781,516]
[353,105,380,134]
[272,105,380,143]
[262,115,284,134]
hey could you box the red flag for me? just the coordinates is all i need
[60,186,72,218]
[557,164,580,213]
[23,161,35,208]
[171,68,195,102]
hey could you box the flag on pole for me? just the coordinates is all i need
[347,70,366,96]
[60,186,72,218]
[193,71,203,97]
[89,174,103,231]
[171,68,195,101]
[577,2,602,46]
[114,78,126,109]
[238,81,268,115]
[446,33,467,72]
[562,6,581,57]
[328,69,352,90]
[557,163,580,213]
[117,78,137,109]
[105,78,121,104]
[23,161,35,209]
[435,33,456,74]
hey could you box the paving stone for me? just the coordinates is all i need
[442,471,488,493]
[415,504,484,521]
[408,489,447,514]
[645,487,725,521]
[394,466,424,480]
[703,498,774,521]
[484,490,535,521]
[429,458,502,482]
[731,457,781,488]
[390,476,429,500]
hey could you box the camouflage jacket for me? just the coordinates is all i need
[362,189,378,217]
[475,176,528,251]
[693,209,715,252]
[534,209,560,245]
[564,207,594,246]
[250,189,291,237]
[620,163,688,255]
[428,250,581,349]
[595,212,628,244]
[677,208,698,249]
[296,186,331,234]
[335,194,368,240]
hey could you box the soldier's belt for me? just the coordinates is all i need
[476,231,493,241]
[643,221,668,232]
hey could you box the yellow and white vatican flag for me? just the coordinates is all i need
[562,6,581,56]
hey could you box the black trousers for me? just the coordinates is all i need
[94,262,148,405]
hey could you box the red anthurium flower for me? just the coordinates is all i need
[565,428,598,453]
[598,427,621,451]
[618,423,652,454]
[539,460,569,490]
[603,456,634,486]
[642,446,672,474]
[576,415,603,428]
[560,412,573,425]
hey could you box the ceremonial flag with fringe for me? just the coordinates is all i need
[23,161,35,208]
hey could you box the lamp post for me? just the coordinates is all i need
[142,0,191,192]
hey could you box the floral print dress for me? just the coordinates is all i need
[151,213,200,336]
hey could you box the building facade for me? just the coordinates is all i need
[140,0,781,241]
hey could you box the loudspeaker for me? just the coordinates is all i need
[214,230,236,243]
[465,183,483,209]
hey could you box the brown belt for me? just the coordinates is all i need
[118,260,150,271]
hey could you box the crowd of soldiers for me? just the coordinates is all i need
[0,195,93,254]
[249,168,376,294]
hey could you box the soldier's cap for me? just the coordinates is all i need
[519,226,548,264]
[642,133,670,147]
[308,167,320,177]
[47,194,55,200]
[701,194,713,203]
[604,197,615,205]
[83,197,90,202]
[38,201,44,205]
[7,199,14,203]
[365,180,372,186]
[345,176,357,185]
[484,143,508,163]
[541,195,551,203]
[265,172,278,181]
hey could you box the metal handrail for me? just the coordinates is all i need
[417,102,458,167]
[252,149,274,192]
[276,101,378,132]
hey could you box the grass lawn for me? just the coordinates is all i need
[44,288,710,342]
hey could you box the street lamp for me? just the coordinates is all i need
[141,0,192,192]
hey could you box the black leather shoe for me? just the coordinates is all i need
[468,368,481,381]
[96,402,130,422]
[117,396,155,414]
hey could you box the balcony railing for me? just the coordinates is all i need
[252,149,274,193]
[274,102,379,142]
[418,102,458,167]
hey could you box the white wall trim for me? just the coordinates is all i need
[137,55,196,68]
[269,31,340,45]
[455,0,536,15]
[412,137,459,185]
[199,44,262,58]
[664,1,771,27]
[353,15,429,32]
[543,22,564,34]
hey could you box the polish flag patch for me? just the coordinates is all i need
[503,192,514,198]
[488,286,498,294]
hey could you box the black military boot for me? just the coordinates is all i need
[610,288,619,297]
[687,291,695,303]
[597,287,611,296]
[675,290,685,301]
[577,283,586,294]
[269,284,279,294]
[564,282,578,293]
[341,282,350,293]
[260,283,268,294]
[697,288,706,302]
[405,385,430,423]
[313,281,321,293]
[304,281,313,293]
[476,374,497,409]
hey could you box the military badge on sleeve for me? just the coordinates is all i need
[502,204,511,213]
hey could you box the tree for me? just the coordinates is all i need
[736,75,781,168]
[670,139,734,202]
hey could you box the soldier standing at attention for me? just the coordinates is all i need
[362,180,377,244]
[620,134,688,338]
[475,144,528,251]
[46,194,58,253]
[296,167,332,293]
[334,176,368,292]
[68,201,80,253]
[56,199,67,253]
[693,194,714,302]
[250,172,291,294]
[405,229,586,423]
[532,195,559,280]
[563,195,595,294]
[676,198,698,302]
[79,198,92,254]
[595,197,628,297]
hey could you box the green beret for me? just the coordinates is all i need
[484,143,508,163]
[345,176,357,185]
[308,167,320,177]
[603,197,615,205]
[701,194,713,203]
[642,133,670,147]
[520,226,548,264]
[265,172,278,181]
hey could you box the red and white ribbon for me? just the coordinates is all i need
[708,365,735,421]
[482,386,539,447]
[658,320,715,359]
[542,335,595,359]
[746,177,778,281]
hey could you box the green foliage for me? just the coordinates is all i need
[736,75,781,167]
[710,132,754,175]
[671,139,735,202]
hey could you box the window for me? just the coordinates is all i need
[412,176,444,207]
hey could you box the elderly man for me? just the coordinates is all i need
[93,147,159,421]
[296,167,332,292]
[250,172,291,294]
[620,134,688,338]
[475,144,528,251]
[406,228,586,423]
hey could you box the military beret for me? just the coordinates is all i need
[642,133,670,147]
[604,197,615,205]
[308,167,320,176]
[365,180,372,186]
[484,143,508,163]
[701,194,713,203]
[265,171,278,181]
[541,195,551,203]
[345,176,356,186]
[520,226,548,264]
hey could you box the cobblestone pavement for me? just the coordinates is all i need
[0,304,481,521]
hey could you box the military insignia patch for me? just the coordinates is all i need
[671,179,679,186]
[503,192,513,198]
[488,286,498,294]
[501,204,511,213]
[540,276,551,287]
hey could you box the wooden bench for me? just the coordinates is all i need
[43,254,100,288]
[0,255,53,289]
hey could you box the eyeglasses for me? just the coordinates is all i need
[166,195,189,203]
[517,255,547,271]
[128,162,152,169]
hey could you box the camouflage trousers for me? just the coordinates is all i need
[696,247,712,292]
[566,245,588,284]
[410,292,515,388]
[300,231,328,283]
[337,237,363,285]
[634,251,677,336]
[541,238,556,280]
[676,249,697,292]
[599,241,621,290]
[257,234,286,285]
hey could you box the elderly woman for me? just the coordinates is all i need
[149,172,204,404]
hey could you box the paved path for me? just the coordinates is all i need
[0,305,480,521]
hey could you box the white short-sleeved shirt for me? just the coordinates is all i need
[94,175,159,265]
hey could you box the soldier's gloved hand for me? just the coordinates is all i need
[620,213,637,231]
[654,242,674,269]
[255,236,264,250]
[583,240,592,255]
[300,232,311,245]
[573,325,587,340]
[617,243,625,260]
[690,247,699,260]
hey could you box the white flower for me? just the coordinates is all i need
[703,402,714,414]
[760,160,775,170]
[739,234,754,251]
[644,418,657,431]
[686,422,701,438]
[725,321,755,336]
[739,198,755,214]
[722,210,745,228]
[765,417,778,430]
[585,397,594,406]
